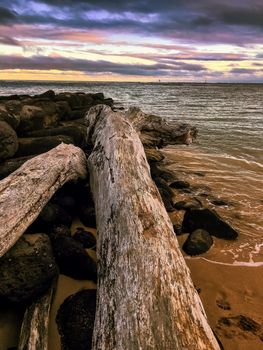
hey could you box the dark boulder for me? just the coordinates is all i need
[0,155,34,180]
[35,90,56,100]
[73,227,96,249]
[31,202,72,231]
[51,235,97,281]
[0,121,19,161]
[0,104,20,129]
[16,135,74,157]
[169,180,190,189]
[0,234,57,304]
[158,188,174,212]
[17,101,60,134]
[24,124,87,147]
[56,289,96,350]
[182,229,213,255]
[174,199,202,210]
[182,208,238,239]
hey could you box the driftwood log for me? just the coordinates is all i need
[18,281,56,350]
[0,143,87,257]
[126,106,197,147]
[86,105,220,350]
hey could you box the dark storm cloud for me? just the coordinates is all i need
[1,0,262,42]
[0,6,18,24]
[0,55,206,76]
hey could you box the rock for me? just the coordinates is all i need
[0,121,19,161]
[24,125,87,147]
[35,90,55,99]
[0,234,57,304]
[174,199,202,210]
[182,229,213,256]
[211,198,229,206]
[16,135,74,157]
[55,100,72,120]
[182,208,238,239]
[0,155,34,180]
[158,188,174,212]
[73,228,96,249]
[0,104,20,129]
[218,315,261,334]
[52,225,72,238]
[169,180,190,189]
[154,177,174,196]
[17,101,60,134]
[51,235,97,281]
[56,289,96,350]
[53,194,77,214]
[31,202,73,231]
[173,224,183,235]
[145,148,165,162]
[78,205,97,228]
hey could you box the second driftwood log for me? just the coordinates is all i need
[0,143,87,257]
[86,105,220,350]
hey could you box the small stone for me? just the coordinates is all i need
[169,180,190,189]
[73,228,96,249]
[182,229,213,255]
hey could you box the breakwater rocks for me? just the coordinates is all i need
[0,90,113,168]
[0,91,238,349]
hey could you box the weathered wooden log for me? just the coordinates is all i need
[0,143,87,257]
[18,280,56,350]
[86,105,220,350]
[126,106,197,147]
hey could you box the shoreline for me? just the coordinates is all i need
[0,90,262,349]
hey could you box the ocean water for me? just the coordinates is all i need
[0,81,262,265]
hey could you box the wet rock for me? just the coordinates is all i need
[182,208,238,239]
[53,194,77,214]
[0,234,57,304]
[182,229,213,255]
[35,90,55,100]
[73,227,96,249]
[174,199,202,210]
[31,202,72,231]
[173,224,183,235]
[51,235,97,281]
[154,177,174,196]
[24,125,87,147]
[16,135,74,157]
[52,225,72,238]
[17,101,60,134]
[55,100,72,120]
[158,188,174,212]
[169,180,190,189]
[0,155,34,180]
[56,289,96,350]
[211,198,229,206]
[145,148,164,162]
[0,121,19,161]
[0,104,20,129]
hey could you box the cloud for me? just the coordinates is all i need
[0,54,206,76]
[230,68,257,74]
[0,35,21,46]
[0,5,18,24]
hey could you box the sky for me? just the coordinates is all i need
[0,0,262,82]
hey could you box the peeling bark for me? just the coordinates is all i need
[0,143,87,257]
[86,105,220,350]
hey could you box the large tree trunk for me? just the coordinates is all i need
[18,280,56,350]
[0,143,87,257]
[86,105,220,350]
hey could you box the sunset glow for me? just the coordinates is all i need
[0,0,262,82]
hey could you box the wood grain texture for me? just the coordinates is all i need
[18,281,56,350]
[0,143,87,257]
[86,105,220,350]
